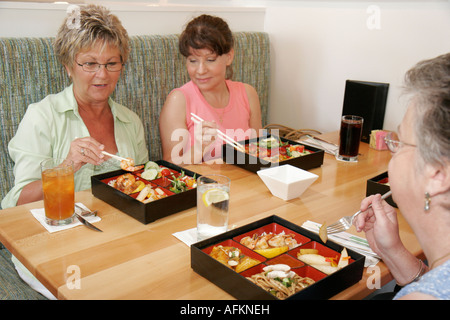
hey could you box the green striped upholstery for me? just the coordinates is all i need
[0,32,270,205]
[0,248,47,300]
[0,33,269,299]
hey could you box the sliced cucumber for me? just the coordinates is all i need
[141,168,158,180]
[144,161,160,171]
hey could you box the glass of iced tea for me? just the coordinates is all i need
[41,158,75,226]
[336,115,364,162]
[196,174,230,241]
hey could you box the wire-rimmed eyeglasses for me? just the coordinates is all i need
[384,131,416,153]
[75,61,124,72]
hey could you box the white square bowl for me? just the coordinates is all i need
[257,164,318,200]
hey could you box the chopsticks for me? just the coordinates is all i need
[190,113,245,153]
[102,151,128,162]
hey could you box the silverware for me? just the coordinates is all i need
[74,204,101,231]
[344,245,380,259]
[306,134,339,147]
[330,234,371,248]
[75,213,102,232]
[75,204,98,217]
[326,190,393,234]
[301,135,338,155]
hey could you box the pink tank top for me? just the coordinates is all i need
[175,80,253,158]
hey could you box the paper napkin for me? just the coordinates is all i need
[301,220,380,267]
[173,224,237,247]
[172,227,198,246]
[299,136,339,156]
[30,202,101,233]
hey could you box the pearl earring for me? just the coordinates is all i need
[424,192,431,211]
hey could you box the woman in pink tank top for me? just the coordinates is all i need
[159,14,262,164]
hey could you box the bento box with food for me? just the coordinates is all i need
[91,160,199,224]
[366,171,397,208]
[191,215,365,300]
[221,135,324,173]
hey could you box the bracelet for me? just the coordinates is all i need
[396,258,426,287]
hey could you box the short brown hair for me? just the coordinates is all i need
[54,4,130,67]
[179,14,234,57]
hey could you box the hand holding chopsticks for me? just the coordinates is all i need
[190,113,245,153]
[101,151,144,172]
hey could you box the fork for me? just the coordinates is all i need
[326,190,392,234]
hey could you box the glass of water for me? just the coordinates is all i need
[196,174,230,241]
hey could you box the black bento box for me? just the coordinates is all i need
[191,215,365,300]
[366,171,397,208]
[221,135,324,173]
[91,160,199,224]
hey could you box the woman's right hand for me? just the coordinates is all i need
[66,137,105,172]
[193,120,218,156]
[353,193,402,257]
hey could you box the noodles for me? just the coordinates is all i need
[246,264,315,299]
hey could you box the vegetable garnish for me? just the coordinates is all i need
[169,171,197,193]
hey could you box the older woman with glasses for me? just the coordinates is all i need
[1,4,148,299]
[354,53,450,300]
[2,4,148,209]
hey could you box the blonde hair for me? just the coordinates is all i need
[54,4,130,67]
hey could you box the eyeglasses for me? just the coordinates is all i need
[75,61,124,72]
[384,131,416,153]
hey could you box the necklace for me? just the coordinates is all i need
[213,107,226,124]
[207,88,229,124]
[430,251,450,269]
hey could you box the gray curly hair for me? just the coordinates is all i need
[404,53,450,169]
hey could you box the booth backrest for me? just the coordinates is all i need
[0,32,270,202]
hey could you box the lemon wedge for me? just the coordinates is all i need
[254,246,289,258]
[132,180,146,193]
[202,188,229,207]
[319,221,328,243]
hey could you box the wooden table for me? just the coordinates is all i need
[0,132,422,300]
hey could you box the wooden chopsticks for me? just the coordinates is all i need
[190,112,246,153]
[102,151,128,162]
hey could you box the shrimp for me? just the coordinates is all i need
[268,234,286,248]
[116,173,136,194]
[120,157,144,172]
[284,235,299,249]
[268,233,299,249]
[255,234,274,250]
[240,235,257,250]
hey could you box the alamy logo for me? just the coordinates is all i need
[66,5,81,30]
[367,5,381,30]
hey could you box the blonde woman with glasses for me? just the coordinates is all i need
[2,4,148,209]
[1,4,148,299]
[354,53,450,300]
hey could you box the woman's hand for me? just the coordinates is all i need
[193,120,218,157]
[67,137,105,172]
[353,193,402,257]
